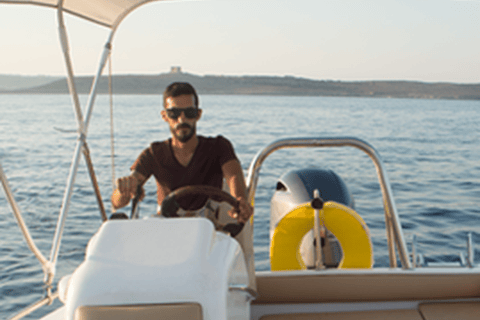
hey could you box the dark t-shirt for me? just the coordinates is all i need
[131,135,238,210]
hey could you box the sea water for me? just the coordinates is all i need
[1,94,479,318]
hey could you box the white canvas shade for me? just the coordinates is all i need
[0,0,171,29]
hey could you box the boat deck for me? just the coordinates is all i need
[250,269,480,320]
[257,303,480,320]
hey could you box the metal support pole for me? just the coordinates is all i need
[0,162,48,266]
[467,232,475,268]
[82,143,108,221]
[411,234,417,268]
[387,216,397,268]
[313,189,325,270]
[8,292,59,320]
[57,5,84,133]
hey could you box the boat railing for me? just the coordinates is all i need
[245,137,412,270]
[411,232,477,268]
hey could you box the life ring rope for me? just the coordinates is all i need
[270,201,373,271]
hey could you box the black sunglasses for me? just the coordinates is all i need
[165,107,199,120]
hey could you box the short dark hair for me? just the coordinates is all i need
[163,82,199,108]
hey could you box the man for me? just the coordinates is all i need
[111,82,253,224]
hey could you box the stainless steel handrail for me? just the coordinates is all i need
[245,137,412,270]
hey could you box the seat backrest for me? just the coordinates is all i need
[75,303,202,320]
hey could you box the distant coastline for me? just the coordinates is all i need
[1,72,479,100]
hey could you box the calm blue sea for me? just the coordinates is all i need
[1,94,479,319]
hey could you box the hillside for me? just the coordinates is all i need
[1,72,479,100]
[0,75,61,91]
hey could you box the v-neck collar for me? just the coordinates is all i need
[169,137,202,168]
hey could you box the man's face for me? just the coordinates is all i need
[161,94,201,143]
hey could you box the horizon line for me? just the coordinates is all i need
[1,72,479,85]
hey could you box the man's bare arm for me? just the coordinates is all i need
[221,159,253,223]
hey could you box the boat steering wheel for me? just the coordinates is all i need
[160,185,245,237]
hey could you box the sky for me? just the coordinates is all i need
[0,0,479,83]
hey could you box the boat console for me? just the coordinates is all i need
[58,218,252,320]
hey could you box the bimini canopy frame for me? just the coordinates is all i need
[0,1,173,319]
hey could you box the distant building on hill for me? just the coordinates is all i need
[170,66,182,74]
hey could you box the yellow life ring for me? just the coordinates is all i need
[270,201,373,271]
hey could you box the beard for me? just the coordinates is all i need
[171,122,196,143]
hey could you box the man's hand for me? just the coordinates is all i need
[229,197,253,224]
[111,173,145,209]
[116,175,140,198]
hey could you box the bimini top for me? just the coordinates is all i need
[0,0,173,29]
